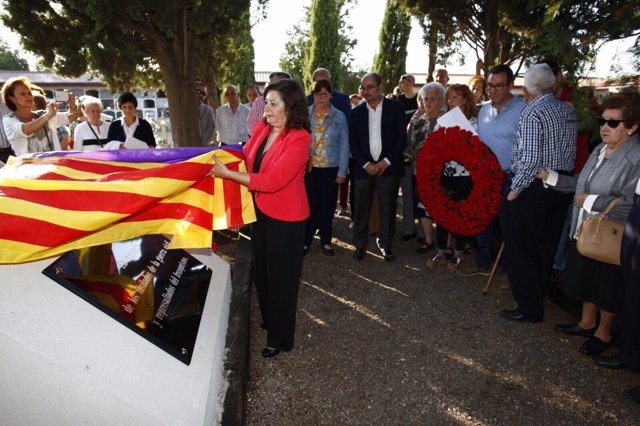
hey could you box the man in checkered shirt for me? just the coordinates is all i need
[499,63,577,323]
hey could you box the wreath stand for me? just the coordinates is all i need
[483,242,505,295]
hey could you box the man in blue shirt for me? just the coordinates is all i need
[459,64,526,276]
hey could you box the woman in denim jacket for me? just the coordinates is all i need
[304,78,349,256]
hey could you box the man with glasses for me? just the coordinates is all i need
[215,84,250,146]
[349,73,406,261]
[499,63,577,323]
[196,81,215,146]
[459,65,526,276]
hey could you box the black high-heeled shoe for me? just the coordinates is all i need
[261,346,280,358]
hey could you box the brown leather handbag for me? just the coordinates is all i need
[576,198,622,266]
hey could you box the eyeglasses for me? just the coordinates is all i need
[314,91,330,97]
[196,89,207,96]
[486,83,508,90]
[359,84,379,91]
[597,117,624,128]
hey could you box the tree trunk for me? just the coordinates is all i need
[426,25,438,82]
[151,10,200,147]
[483,0,499,71]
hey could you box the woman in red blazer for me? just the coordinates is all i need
[210,79,311,358]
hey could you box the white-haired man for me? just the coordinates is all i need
[499,63,577,323]
[215,84,250,146]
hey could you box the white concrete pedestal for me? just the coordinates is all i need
[0,249,231,425]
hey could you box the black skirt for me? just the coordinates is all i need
[561,240,624,313]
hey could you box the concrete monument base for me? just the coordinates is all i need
[0,248,231,425]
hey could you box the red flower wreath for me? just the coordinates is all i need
[416,126,503,236]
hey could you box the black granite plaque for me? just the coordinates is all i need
[42,234,212,365]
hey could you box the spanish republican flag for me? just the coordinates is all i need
[0,147,255,264]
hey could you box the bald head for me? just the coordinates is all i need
[312,68,332,82]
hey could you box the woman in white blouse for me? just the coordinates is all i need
[73,96,121,151]
[1,76,80,156]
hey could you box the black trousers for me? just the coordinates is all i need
[304,166,339,246]
[251,208,306,351]
[500,180,572,318]
[352,174,401,250]
[621,194,640,370]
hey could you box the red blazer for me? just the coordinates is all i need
[244,121,311,221]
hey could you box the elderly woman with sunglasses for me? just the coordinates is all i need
[537,92,640,357]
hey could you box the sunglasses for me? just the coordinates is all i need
[597,117,624,128]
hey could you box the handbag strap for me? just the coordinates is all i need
[311,110,336,154]
[599,197,620,217]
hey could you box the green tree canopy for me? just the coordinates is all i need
[0,38,29,71]
[195,9,257,108]
[1,0,258,146]
[281,0,355,92]
[404,0,640,79]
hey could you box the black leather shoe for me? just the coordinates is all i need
[624,385,640,404]
[321,245,335,256]
[261,346,280,358]
[401,233,416,241]
[499,308,543,323]
[553,322,596,337]
[415,243,433,254]
[380,248,396,261]
[580,336,611,356]
[594,354,625,370]
[353,248,365,261]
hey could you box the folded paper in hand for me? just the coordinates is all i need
[437,107,477,135]
[124,136,150,149]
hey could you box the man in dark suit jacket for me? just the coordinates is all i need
[349,72,406,261]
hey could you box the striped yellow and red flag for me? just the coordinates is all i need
[0,146,255,264]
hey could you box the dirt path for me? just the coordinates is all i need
[222,214,640,425]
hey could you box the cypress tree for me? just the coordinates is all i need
[304,0,342,91]
[373,0,412,93]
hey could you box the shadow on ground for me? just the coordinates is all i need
[217,213,640,426]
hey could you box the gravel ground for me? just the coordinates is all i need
[220,213,640,426]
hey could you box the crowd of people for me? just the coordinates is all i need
[2,65,640,403]
[208,63,640,406]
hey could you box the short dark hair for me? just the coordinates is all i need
[362,72,383,85]
[488,64,515,84]
[118,92,138,109]
[312,78,332,94]
[263,79,310,131]
[246,84,261,95]
[600,92,640,130]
